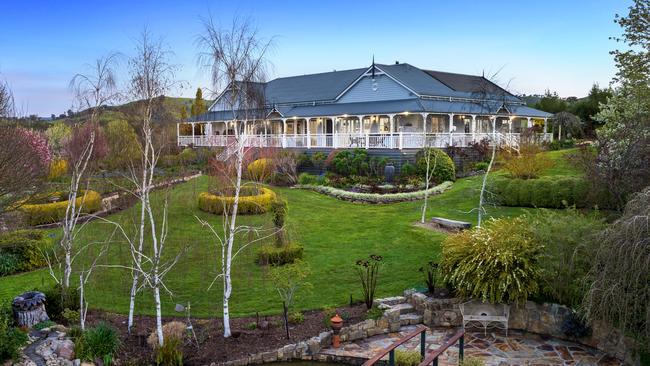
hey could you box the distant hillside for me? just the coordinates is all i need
[49,96,213,125]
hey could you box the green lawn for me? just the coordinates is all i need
[0,149,578,318]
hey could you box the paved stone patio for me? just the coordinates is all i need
[320,326,622,366]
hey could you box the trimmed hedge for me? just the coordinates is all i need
[296,181,453,204]
[257,242,304,265]
[491,175,589,208]
[21,190,102,226]
[198,187,277,215]
[0,230,53,276]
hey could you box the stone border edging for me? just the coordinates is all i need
[210,309,402,366]
[295,181,453,204]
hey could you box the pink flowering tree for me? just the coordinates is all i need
[0,126,51,213]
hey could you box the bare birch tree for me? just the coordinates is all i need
[124,30,179,342]
[196,16,273,337]
[420,147,438,224]
[49,54,118,289]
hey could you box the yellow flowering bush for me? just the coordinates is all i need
[247,158,274,182]
[441,217,543,304]
[48,159,68,180]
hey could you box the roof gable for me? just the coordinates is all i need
[265,68,366,104]
[336,72,416,103]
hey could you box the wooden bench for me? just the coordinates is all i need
[459,300,509,336]
[430,217,472,231]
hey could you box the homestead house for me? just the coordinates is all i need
[178,62,552,151]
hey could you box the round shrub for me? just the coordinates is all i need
[20,190,102,226]
[400,162,417,177]
[198,187,277,215]
[441,217,543,304]
[415,148,456,183]
[298,173,318,185]
[257,242,304,266]
[0,230,53,275]
[247,158,273,182]
[492,176,589,208]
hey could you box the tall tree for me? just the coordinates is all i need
[190,87,207,117]
[196,16,272,337]
[570,84,612,134]
[0,77,14,119]
[123,30,182,344]
[51,54,116,290]
[534,90,568,114]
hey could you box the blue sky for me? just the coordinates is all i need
[0,0,631,116]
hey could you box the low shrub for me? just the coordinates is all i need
[491,175,590,208]
[365,307,384,320]
[327,149,370,176]
[461,357,486,366]
[21,190,102,226]
[415,148,456,183]
[198,187,277,215]
[473,162,489,171]
[500,144,553,179]
[394,349,422,366]
[0,230,53,275]
[547,138,576,151]
[247,158,274,182]
[43,284,80,321]
[399,162,417,177]
[34,320,56,330]
[296,181,453,204]
[442,217,543,304]
[62,308,80,325]
[310,152,327,170]
[75,322,120,365]
[148,321,185,366]
[155,338,183,366]
[288,311,305,324]
[178,148,197,164]
[298,172,318,185]
[0,301,28,363]
[257,242,304,266]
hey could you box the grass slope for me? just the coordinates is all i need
[0,149,579,318]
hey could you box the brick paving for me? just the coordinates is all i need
[320,325,622,366]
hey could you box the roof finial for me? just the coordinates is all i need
[371,55,376,79]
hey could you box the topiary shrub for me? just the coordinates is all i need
[0,230,53,275]
[257,242,304,266]
[492,176,589,208]
[247,158,274,182]
[198,187,277,215]
[415,148,456,183]
[441,217,543,304]
[20,190,102,226]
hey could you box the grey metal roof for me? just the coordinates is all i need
[424,70,516,100]
[507,104,553,118]
[265,67,366,104]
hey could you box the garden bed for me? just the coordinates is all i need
[85,304,367,366]
[295,181,453,204]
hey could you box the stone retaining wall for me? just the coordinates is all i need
[213,310,401,366]
[405,292,639,365]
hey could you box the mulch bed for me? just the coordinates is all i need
[85,304,368,366]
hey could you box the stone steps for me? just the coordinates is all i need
[399,313,423,326]
[392,303,416,315]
